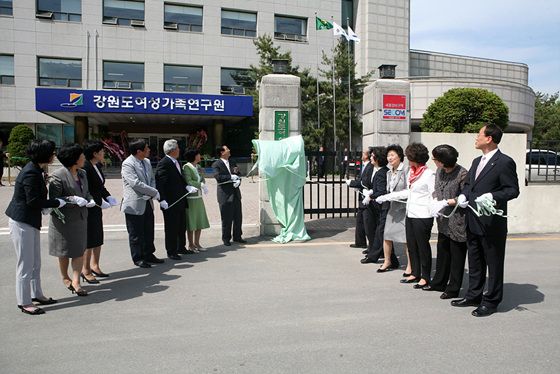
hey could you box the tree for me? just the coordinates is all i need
[7,124,35,168]
[533,92,560,141]
[420,88,509,133]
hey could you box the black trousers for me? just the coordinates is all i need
[430,233,467,294]
[464,229,507,308]
[220,197,242,242]
[125,203,156,264]
[366,209,399,265]
[162,202,186,256]
[405,217,434,281]
[355,207,375,247]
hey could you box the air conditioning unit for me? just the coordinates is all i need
[164,22,178,30]
[103,17,118,25]
[36,11,54,19]
[117,81,132,90]
[220,87,234,95]
[130,19,145,27]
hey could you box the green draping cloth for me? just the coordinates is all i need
[252,135,311,243]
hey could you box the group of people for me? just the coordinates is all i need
[347,124,519,317]
[7,137,244,315]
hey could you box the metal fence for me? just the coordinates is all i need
[526,139,560,184]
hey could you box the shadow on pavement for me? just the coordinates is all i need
[500,283,545,312]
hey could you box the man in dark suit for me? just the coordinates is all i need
[346,147,375,250]
[452,124,519,317]
[212,144,245,246]
[316,146,325,178]
[156,139,196,260]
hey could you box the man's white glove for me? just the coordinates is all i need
[457,194,468,208]
[186,185,198,194]
[42,208,52,215]
[375,194,391,204]
[429,199,449,217]
[345,179,352,186]
[160,200,168,210]
[142,195,152,201]
[101,199,111,209]
[107,196,118,206]
[231,175,240,182]
[57,198,66,208]
[233,180,241,188]
[475,193,493,204]
[201,183,209,195]
[86,199,96,208]
[155,192,160,201]
[72,196,88,207]
[362,189,373,198]
[362,196,372,205]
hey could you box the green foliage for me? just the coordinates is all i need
[533,92,560,141]
[7,124,35,168]
[420,88,509,133]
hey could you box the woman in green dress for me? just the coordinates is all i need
[183,148,210,252]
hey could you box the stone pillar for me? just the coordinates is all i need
[362,79,411,148]
[214,119,224,146]
[74,116,88,144]
[258,74,301,236]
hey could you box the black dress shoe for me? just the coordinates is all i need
[233,238,247,243]
[413,283,427,289]
[362,249,369,254]
[451,298,481,307]
[377,267,392,273]
[32,297,58,305]
[360,257,376,264]
[350,244,367,248]
[146,255,164,264]
[472,305,497,317]
[18,305,45,315]
[167,254,181,260]
[177,247,190,254]
[400,277,420,284]
[223,241,231,246]
[440,292,458,300]
[135,261,152,268]
[422,285,437,291]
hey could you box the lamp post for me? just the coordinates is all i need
[378,64,397,79]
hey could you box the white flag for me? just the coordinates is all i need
[347,26,360,43]
[332,21,348,40]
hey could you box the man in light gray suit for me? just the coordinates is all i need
[121,139,163,268]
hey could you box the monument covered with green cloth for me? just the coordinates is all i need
[252,135,311,243]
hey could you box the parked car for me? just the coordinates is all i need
[526,149,560,183]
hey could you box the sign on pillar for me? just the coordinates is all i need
[274,111,289,140]
[382,94,407,120]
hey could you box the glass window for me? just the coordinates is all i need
[220,68,254,94]
[37,124,63,145]
[164,3,202,32]
[103,61,144,90]
[164,65,202,93]
[0,55,14,85]
[103,0,144,26]
[37,0,82,22]
[38,57,82,87]
[0,0,13,16]
[63,125,74,144]
[274,16,307,42]
[341,0,353,28]
[221,10,256,37]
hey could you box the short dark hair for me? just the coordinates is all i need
[386,144,404,162]
[432,144,458,168]
[57,143,83,167]
[365,146,374,161]
[371,146,388,167]
[82,139,104,160]
[129,139,147,155]
[484,124,503,144]
[185,147,201,162]
[26,138,56,164]
[405,142,430,164]
[215,144,226,158]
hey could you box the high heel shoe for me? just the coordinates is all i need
[91,270,110,277]
[377,266,393,273]
[81,273,100,284]
[71,287,88,296]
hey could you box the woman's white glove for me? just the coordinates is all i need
[107,196,118,206]
[376,194,390,204]
[201,183,209,195]
[72,196,88,207]
[429,199,448,217]
[101,199,111,209]
[457,194,468,208]
[86,199,96,208]
[186,185,198,193]
[57,198,66,208]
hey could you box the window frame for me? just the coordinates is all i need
[220,67,255,95]
[38,57,82,88]
[163,3,203,32]
[221,9,257,38]
[36,0,82,22]
[0,54,14,85]
[103,0,145,27]
[163,64,203,93]
[0,0,13,16]
[103,60,144,91]
[274,15,308,42]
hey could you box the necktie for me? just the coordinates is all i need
[475,156,486,179]
[174,159,181,174]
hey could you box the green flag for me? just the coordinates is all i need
[316,16,333,30]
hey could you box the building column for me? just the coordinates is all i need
[214,119,224,147]
[74,116,88,144]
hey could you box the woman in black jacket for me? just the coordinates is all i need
[5,139,65,315]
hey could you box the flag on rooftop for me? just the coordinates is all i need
[315,16,333,30]
[332,21,348,40]
[347,26,360,43]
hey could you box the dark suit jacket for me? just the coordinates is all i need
[82,159,110,205]
[462,149,519,236]
[369,166,389,211]
[155,156,188,209]
[349,162,374,209]
[212,158,241,205]
[5,162,60,229]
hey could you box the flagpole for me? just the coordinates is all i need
[315,12,320,129]
[347,17,351,152]
[331,15,336,154]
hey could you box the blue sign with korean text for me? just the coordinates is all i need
[35,88,253,117]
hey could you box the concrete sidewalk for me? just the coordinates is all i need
[0,219,559,373]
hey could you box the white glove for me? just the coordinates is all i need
[362,189,373,198]
[201,183,209,195]
[457,194,468,208]
[362,196,372,205]
[155,192,160,201]
[233,180,241,188]
[160,200,168,210]
[475,193,493,203]
[101,199,111,209]
[107,196,118,206]
[42,208,52,215]
[376,194,390,204]
[345,179,352,186]
[72,196,88,207]
[142,195,152,201]
[429,199,449,217]
[57,198,66,208]
[186,185,198,193]
[86,199,96,208]
[231,175,240,181]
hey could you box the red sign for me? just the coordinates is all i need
[382,94,407,120]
